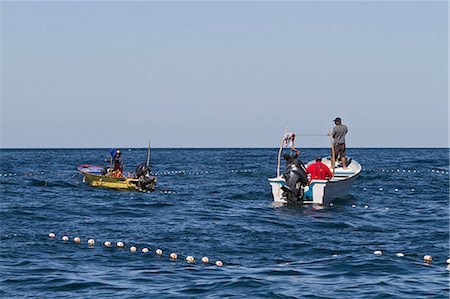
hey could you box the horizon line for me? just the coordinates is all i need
[0,146,449,150]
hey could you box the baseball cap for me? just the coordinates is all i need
[333,117,341,122]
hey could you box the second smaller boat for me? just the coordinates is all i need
[78,143,157,192]
[78,163,157,192]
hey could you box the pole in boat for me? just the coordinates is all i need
[277,128,288,177]
[329,128,335,175]
[108,148,115,168]
[146,141,151,167]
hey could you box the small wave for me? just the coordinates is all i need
[46,280,115,291]
[26,179,79,188]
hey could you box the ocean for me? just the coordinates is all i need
[0,148,448,298]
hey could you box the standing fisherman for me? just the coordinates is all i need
[112,149,124,177]
[331,117,348,169]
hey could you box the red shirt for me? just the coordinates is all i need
[306,161,333,180]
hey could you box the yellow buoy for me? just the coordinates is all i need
[88,239,95,246]
[155,248,163,255]
[186,256,195,263]
[130,246,137,252]
[170,253,177,260]
[103,241,112,247]
[48,233,56,238]
[117,242,124,248]
[73,237,81,244]
[201,256,209,263]
[424,255,433,263]
[61,236,69,241]
[215,260,223,267]
[142,248,149,253]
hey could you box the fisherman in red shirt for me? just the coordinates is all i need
[306,157,333,181]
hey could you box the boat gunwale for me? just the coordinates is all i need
[77,164,136,181]
[269,157,362,185]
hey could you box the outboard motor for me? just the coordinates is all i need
[281,154,308,204]
[135,163,156,192]
[135,163,149,178]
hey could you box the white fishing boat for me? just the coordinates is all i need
[268,130,362,205]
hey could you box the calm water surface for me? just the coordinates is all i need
[0,148,448,298]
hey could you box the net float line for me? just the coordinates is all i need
[48,233,446,268]
[47,233,224,267]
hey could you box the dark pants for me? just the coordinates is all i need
[334,143,346,160]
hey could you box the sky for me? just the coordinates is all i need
[1,1,448,148]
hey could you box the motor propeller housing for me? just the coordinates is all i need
[135,163,150,178]
[135,163,156,191]
[282,157,308,204]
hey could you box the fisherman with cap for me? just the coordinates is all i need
[306,156,333,181]
[331,117,348,169]
[283,147,301,169]
[281,147,309,203]
[112,149,124,177]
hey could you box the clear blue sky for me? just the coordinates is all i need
[1,1,448,148]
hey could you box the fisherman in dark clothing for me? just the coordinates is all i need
[113,149,123,176]
[282,147,308,203]
[283,148,301,169]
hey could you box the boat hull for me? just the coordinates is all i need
[269,158,361,205]
[83,172,138,190]
[320,174,358,204]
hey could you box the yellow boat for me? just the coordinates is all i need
[77,164,157,192]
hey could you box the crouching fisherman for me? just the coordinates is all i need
[135,163,157,192]
[281,148,308,204]
[306,157,333,181]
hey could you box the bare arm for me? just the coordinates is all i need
[291,147,300,156]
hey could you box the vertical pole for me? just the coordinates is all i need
[277,128,288,177]
[146,141,151,167]
[110,148,114,168]
[329,128,335,175]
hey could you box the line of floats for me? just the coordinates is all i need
[47,232,224,267]
[0,167,447,179]
[47,232,450,268]
[2,167,447,178]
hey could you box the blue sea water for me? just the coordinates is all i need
[0,148,448,298]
